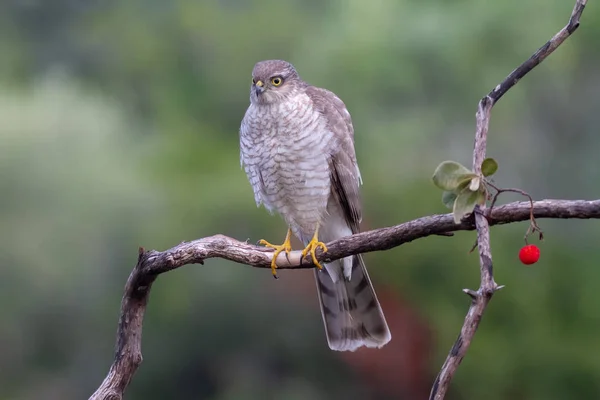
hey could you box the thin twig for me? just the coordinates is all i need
[486,182,544,241]
[428,1,587,399]
[486,183,533,216]
[89,198,600,400]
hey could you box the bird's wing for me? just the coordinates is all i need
[306,86,390,352]
[306,86,362,233]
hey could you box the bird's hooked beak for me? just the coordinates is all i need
[254,80,265,94]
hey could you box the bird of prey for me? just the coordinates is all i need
[239,60,391,351]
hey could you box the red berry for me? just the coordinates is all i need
[519,244,540,265]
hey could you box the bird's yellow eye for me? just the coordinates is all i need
[271,77,283,86]
[252,78,256,84]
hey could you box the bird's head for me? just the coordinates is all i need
[249,60,303,105]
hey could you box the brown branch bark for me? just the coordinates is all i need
[428,1,588,399]
[89,198,600,399]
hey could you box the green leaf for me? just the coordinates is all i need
[432,161,476,191]
[453,188,484,223]
[441,191,457,209]
[481,158,498,177]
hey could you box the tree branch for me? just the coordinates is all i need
[90,198,600,399]
[429,1,587,399]
[90,2,590,399]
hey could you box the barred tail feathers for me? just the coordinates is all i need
[314,254,391,351]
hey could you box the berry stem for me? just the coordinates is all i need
[483,180,544,243]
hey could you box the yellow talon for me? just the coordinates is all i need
[301,227,328,270]
[259,228,292,278]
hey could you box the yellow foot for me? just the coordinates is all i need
[301,228,328,270]
[258,229,292,279]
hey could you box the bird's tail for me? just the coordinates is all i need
[314,254,391,351]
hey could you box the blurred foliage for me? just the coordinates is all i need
[1,0,599,399]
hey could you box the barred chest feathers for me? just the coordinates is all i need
[241,92,335,238]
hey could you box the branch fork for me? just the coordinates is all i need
[429,1,587,398]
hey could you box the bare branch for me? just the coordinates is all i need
[89,249,156,400]
[90,198,600,399]
[90,2,591,399]
[429,1,588,399]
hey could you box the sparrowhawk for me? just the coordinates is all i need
[239,60,391,351]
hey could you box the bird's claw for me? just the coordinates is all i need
[301,236,328,270]
[258,230,292,278]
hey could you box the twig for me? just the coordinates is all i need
[428,1,587,399]
[486,184,534,217]
[89,198,600,400]
[486,182,544,241]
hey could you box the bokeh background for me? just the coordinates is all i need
[1,1,599,399]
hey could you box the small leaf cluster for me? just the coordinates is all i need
[432,158,498,223]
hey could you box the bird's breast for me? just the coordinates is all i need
[249,97,334,236]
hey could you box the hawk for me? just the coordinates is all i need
[240,60,391,351]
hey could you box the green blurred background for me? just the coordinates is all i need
[1,1,599,399]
